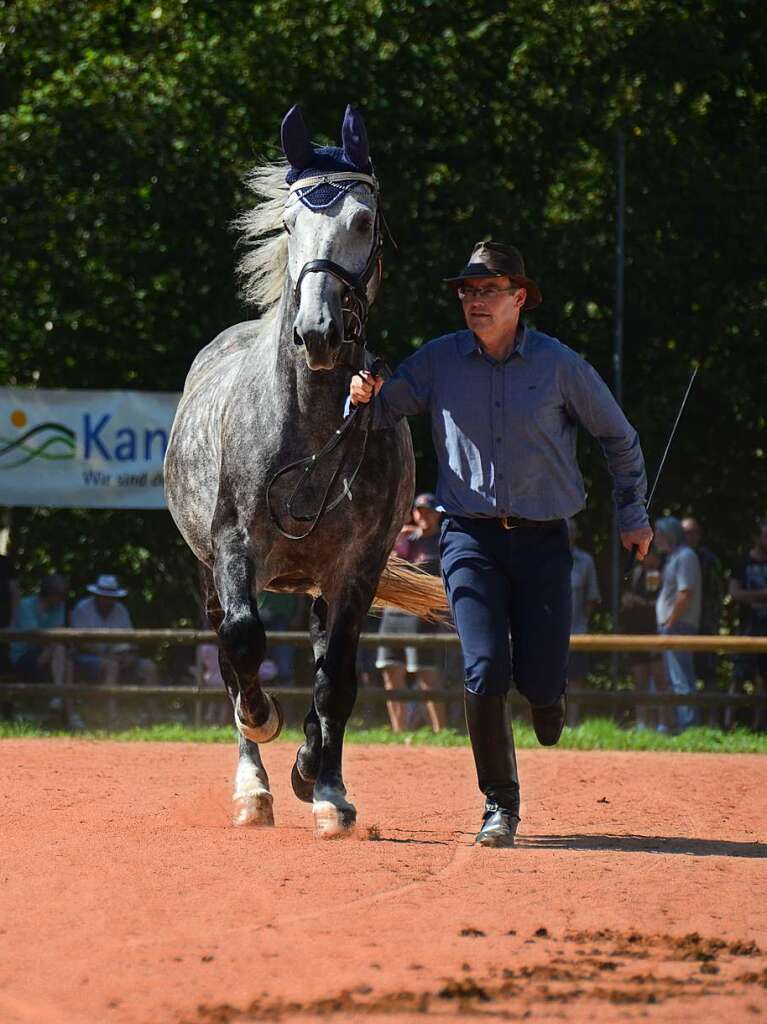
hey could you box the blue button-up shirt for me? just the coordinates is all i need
[370,325,648,532]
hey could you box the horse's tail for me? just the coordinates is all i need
[372,555,451,623]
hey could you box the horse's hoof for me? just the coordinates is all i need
[235,692,283,744]
[232,790,275,827]
[291,760,315,804]
[312,799,357,839]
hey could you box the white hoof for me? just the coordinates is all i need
[232,790,274,827]
[312,798,357,839]
[234,692,283,743]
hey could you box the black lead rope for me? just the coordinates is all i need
[266,358,385,540]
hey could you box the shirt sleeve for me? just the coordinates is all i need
[563,355,649,532]
[370,345,433,429]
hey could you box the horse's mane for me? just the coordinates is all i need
[233,159,290,318]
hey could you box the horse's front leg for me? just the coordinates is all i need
[311,594,368,838]
[200,561,274,826]
[212,524,283,743]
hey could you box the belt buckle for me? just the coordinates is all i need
[501,516,517,530]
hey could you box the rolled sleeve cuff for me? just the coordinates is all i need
[617,499,650,533]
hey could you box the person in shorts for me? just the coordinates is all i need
[376,493,447,732]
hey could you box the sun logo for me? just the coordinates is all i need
[1,409,75,468]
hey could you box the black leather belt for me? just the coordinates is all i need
[499,516,563,530]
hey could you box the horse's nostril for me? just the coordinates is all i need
[293,328,305,347]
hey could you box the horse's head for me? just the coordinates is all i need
[281,105,382,371]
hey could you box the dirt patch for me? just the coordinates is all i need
[0,741,765,1023]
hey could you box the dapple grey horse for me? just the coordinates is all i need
[165,105,443,837]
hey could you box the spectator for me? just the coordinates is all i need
[257,592,308,682]
[566,518,600,723]
[654,517,702,732]
[621,547,672,731]
[728,520,767,732]
[9,574,69,685]
[682,516,724,713]
[376,493,447,732]
[0,549,18,677]
[70,575,158,686]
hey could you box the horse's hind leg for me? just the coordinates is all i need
[200,561,274,827]
[212,525,282,743]
[291,596,326,803]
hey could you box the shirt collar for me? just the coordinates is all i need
[458,322,530,360]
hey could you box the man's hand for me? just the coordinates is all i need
[620,525,653,561]
[349,370,384,406]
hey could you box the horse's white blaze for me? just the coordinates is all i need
[234,691,281,743]
[232,746,273,827]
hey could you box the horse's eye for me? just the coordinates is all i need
[354,214,373,236]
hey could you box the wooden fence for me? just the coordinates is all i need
[1,629,765,725]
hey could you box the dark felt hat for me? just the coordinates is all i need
[444,240,542,310]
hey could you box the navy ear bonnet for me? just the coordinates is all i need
[281,104,375,210]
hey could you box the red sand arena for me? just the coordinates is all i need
[1,739,766,1023]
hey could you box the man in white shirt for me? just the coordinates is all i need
[654,517,702,731]
[70,575,157,686]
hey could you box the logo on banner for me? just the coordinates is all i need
[0,409,76,469]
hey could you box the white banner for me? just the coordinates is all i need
[0,388,180,509]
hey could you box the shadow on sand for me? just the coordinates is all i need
[518,833,766,858]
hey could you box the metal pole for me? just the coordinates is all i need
[611,129,626,683]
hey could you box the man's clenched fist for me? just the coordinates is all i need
[349,370,384,406]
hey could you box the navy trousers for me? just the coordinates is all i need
[439,517,572,704]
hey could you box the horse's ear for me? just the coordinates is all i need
[281,104,314,170]
[341,104,369,169]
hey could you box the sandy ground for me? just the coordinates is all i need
[0,739,765,1023]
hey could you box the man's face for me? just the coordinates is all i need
[459,275,525,340]
[413,505,440,533]
[681,518,701,548]
[95,595,117,617]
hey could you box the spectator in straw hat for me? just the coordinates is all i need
[350,239,651,847]
[70,574,158,687]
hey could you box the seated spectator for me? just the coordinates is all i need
[376,493,447,733]
[70,575,158,686]
[655,517,702,732]
[728,520,767,732]
[9,574,69,685]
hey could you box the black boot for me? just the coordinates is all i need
[531,693,567,746]
[464,692,520,848]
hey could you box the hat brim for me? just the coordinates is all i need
[444,271,542,311]
[87,584,127,598]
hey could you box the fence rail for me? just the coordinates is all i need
[1,629,765,720]
[2,628,767,652]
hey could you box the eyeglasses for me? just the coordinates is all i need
[457,285,516,302]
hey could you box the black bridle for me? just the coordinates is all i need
[267,173,388,540]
